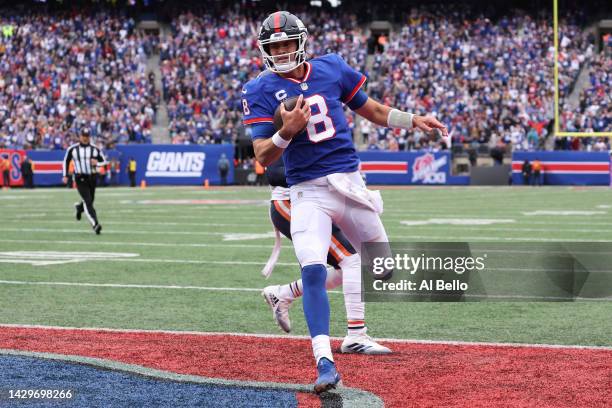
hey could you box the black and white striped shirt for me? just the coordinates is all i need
[62,143,107,176]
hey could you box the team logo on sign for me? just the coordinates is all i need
[145,152,205,178]
[412,153,447,184]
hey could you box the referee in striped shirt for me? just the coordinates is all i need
[62,128,107,234]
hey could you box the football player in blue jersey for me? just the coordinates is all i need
[242,11,447,394]
[261,158,391,356]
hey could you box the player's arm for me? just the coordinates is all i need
[92,148,108,167]
[334,54,447,136]
[251,94,311,167]
[62,146,73,184]
[354,97,448,137]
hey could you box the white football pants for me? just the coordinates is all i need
[289,171,389,268]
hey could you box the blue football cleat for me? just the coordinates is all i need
[314,358,341,394]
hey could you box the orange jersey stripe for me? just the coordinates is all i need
[273,200,291,222]
[331,236,352,257]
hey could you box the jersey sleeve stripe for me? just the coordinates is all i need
[244,117,274,125]
[343,75,367,103]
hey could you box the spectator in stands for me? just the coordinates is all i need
[0,11,159,150]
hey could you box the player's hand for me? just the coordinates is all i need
[62,176,68,184]
[279,94,311,140]
[413,115,448,137]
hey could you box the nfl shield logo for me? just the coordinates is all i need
[300,83,308,91]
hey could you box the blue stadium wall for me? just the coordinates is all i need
[10,145,234,186]
[3,148,610,186]
[511,151,611,186]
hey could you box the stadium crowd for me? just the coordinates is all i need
[0,11,159,150]
[364,7,602,153]
[0,3,608,154]
[560,37,611,137]
[160,9,367,145]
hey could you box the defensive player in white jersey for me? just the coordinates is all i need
[242,11,447,393]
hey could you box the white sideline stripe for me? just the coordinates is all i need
[0,239,279,249]
[100,258,298,266]
[0,228,266,238]
[8,213,612,227]
[1,280,610,301]
[0,280,343,293]
[3,228,612,242]
[389,235,612,242]
[2,219,270,228]
[523,210,607,216]
[0,324,610,351]
[398,225,612,233]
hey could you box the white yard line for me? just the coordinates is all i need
[0,228,255,237]
[0,280,335,293]
[1,323,610,351]
[398,225,612,233]
[0,239,278,249]
[0,280,608,302]
[389,234,612,242]
[1,219,270,228]
[2,228,611,242]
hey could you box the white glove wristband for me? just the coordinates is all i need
[387,109,414,130]
[272,131,290,149]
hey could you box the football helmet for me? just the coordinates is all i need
[258,11,308,73]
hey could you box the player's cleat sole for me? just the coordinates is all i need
[75,203,83,221]
[261,285,292,333]
[314,358,341,394]
[93,224,102,235]
[340,334,392,355]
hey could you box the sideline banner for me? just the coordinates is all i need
[21,145,234,186]
[117,144,234,186]
[358,151,450,185]
[512,151,610,185]
[0,149,26,187]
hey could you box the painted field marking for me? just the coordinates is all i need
[1,324,610,350]
[400,219,516,226]
[522,210,607,216]
[0,280,609,301]
[0,280,335,293]
[0,251,139,266]
[1,219,271,228]
[0,239,280,249]
[0,348,382,407]
[389,234,612,242]
[2,228,612,242]
[0,228,271,238]
[121,199,269,206]
[398,223,612,234]
[223,233,277,241]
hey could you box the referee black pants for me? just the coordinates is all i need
[75,174,99,227]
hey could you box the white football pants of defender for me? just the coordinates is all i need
[290,170,389,287]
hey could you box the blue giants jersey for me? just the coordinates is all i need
[242,54,367,186]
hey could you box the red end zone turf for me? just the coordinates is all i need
[0,327,610,407]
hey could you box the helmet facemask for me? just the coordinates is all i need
[259,32,308,74]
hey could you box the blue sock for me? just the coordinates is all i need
[301,264,330,337]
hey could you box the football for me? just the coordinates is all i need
[273,96,307,131]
